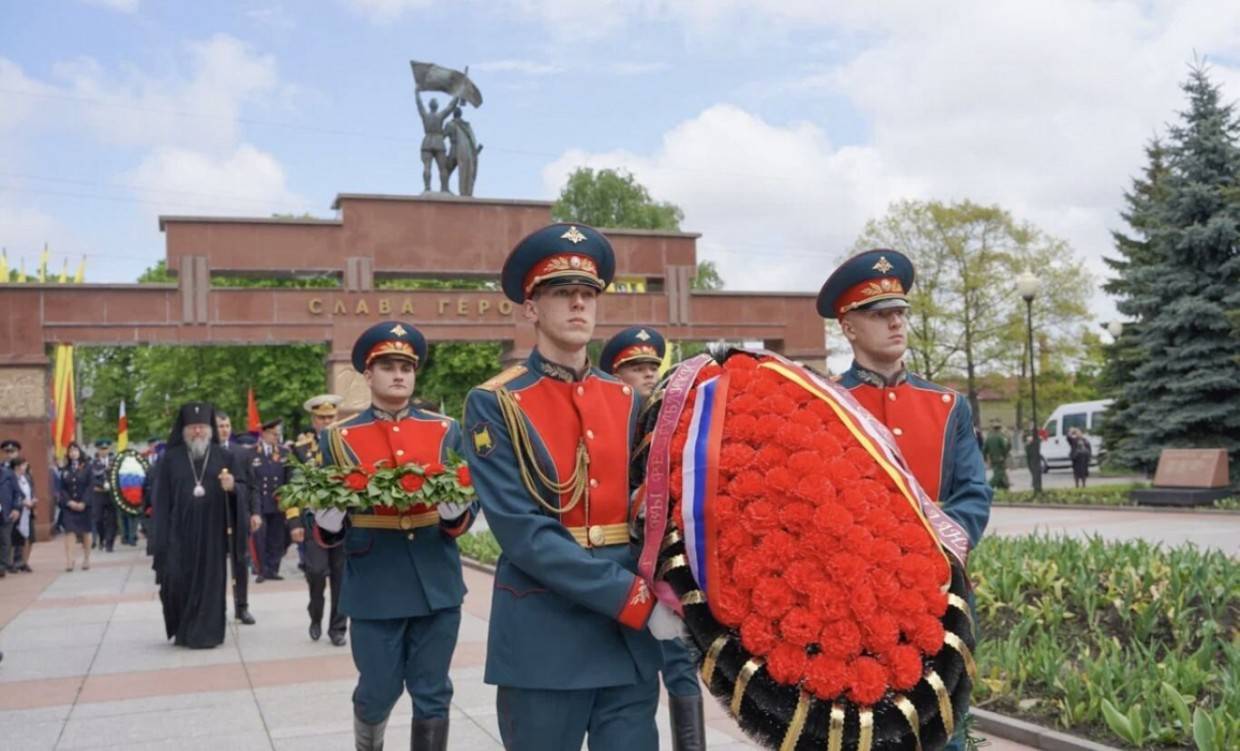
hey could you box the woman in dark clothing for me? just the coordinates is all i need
[59,442,93,571]
[1067,427,1092,488]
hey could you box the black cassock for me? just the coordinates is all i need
[152,444,231,649]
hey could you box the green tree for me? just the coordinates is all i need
[1105,66,1240,473]
[552,167,684,231]
[853,199,1093,424]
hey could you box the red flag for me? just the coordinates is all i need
[246,387,262,433]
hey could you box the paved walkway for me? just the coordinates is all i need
[987,505,1239,555]
[0,542,1034,750]
[1004,467,1145,492]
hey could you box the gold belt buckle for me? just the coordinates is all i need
[399,515,416,531]
[587,525,606,547]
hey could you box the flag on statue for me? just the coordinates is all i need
[247,387,262,433]
[117,400,129,452]
[38,243,49,283]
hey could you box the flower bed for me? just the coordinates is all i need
[971,534,1238,749]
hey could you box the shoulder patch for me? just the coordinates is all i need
[472,422,495,457]
[478,364,528,392]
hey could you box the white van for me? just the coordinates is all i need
[1040,399,1112,471]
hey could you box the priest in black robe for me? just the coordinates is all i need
[153,402,254,649]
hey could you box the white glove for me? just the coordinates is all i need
[314,508,346,533]
[647,602,685,641]
[437,501,469,522]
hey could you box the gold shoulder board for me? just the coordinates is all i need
[478,365,529,392]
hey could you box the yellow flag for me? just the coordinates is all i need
[58,258,69,283]
[0,249,8,281]
[38,243,49,282]
[17,258,27,283]
[74,256,86,283]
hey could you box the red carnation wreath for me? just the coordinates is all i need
[636,349,975,751]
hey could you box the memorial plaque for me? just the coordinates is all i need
[1152,448,1229,488]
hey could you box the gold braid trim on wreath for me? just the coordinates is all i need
[495,387,590,515]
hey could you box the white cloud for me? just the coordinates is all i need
[539,0,1240,322]
[123,144,308,216]
[0,58,54,133]
[343,0,433,22]
[542,104,917,292]
[81,0,140,13]
[607,61,670,76]
[50,34,282,153]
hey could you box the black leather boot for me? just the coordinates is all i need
[411,717,449,751]
[669,694,706,751]
[353,713,387,751]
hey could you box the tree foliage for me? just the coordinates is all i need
[853,199,1093,423]
[552,167,684,231]
[77,343,327,443]
[1104,66,1240,473]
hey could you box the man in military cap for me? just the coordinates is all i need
[88,439,118,552]
[983,418,1012,490]
[313,321,476,750]
[601,325,706,751]
[250,418,290,582]
[287,394,348,646]
[464,224,681,751]
[817,249,992,751]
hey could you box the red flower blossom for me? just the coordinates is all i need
[750,576,796,617]
[754,445,790,472]
[749,376,780,399]
[883,644,924,691]
[827,456,861,483]
[719,443,756,475]
[723,412,758,441]
[399,473,426,493]
[791,408,823,429]
[763,393,797,416]
[848,656,889,705]
[890,590,926,616]
[778,502,815,534]
[344,470,370,491]
[740,615,778,656]
[787,450,820,475]
[725,367,755,392]
[924,589,949,618]
[795,473,836,503]
[727,394,762,417]
[766,642,809,684]
[455,465,472,487]
[842,525,876,552]
[848,587,878,620]
[779,607,823,647]
[724,354,758,371]
[758,530,797,562]
[818,619,863,661]
[845,447,878,477]
[740,500,781,535]
[805,656,850,700]
[826,552,869,587]
[808,582,852,623]
[827,421,854,442]
[807,399,837,424]
[753,414,784,441]
[730,550,767,591]
[669,467,684,501]
[867,568,902,601]
[894,522,933,552]
[712,585,751,626]
[727,471,766,502]
[718,526,754,559]
[812,502,853,530]
[784,559,825,595]
[861,613,901,654]
[906,614,946,654]
[781,381,813,404]
[775,422,813,451]
[424,463,446,477]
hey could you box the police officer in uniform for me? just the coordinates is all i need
[314,322,477,751]
[600,326,706,751]
[287,394,348,646]
[464,224,682,751]
[817,249,992,751]
[250,419,290,582]
[88,439,118,552]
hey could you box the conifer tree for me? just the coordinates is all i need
[1106,67,1240,473]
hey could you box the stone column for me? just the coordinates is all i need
[0,365,52,537]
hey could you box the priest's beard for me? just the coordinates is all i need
[184,433,210,461]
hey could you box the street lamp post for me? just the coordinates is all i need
[1017,272,1043,494]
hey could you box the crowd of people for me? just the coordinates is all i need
[2,225,999,751]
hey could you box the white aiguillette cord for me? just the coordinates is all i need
[189,446,211,498]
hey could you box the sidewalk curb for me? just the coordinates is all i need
[994,502,1238,515]
[972,708,1122,751]
[461,557,497,576]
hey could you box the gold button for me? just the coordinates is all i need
[396,449,405,457]
[407,533,415,541]
[577,386,585,396]
[392,426,400,433]
[513,393,522,402]
[893,427,904,436]
[399,515,415,530]
[586,429,595,440]
[341,429,349,436]
[888,392,896,401]
[587,525,606,546]
[589,478,599,488]
[441,421,449,428]
[622,386,632,395]
[942,394,951,403]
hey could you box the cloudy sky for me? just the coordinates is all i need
[3,1,1240,320]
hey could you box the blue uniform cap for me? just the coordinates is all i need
[94,438,113,448]
[600,326,666,374]
[351,321,428,373]
[817,249,915,319]
[501,223,616,303]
